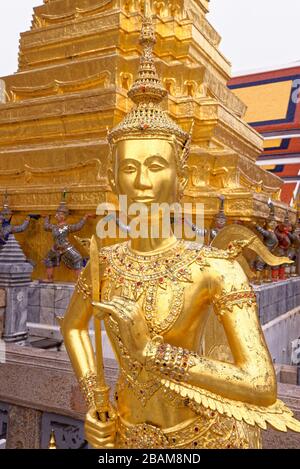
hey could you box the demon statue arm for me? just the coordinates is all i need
[68,216,89,233]
[11,217,30,234]
[44,216,55,232]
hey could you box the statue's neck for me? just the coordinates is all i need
[126,214,178,254]
[129,233,178,254]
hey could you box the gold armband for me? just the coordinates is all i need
[78,371,97,408]
[145,336,197,382]
[213,284,257,321]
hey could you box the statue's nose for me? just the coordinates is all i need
[135,167,152,189]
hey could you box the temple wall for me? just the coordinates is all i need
[262,306,300,366]
[255,278,300,325]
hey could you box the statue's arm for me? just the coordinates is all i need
[289,232,300,245]
[255,225,268,239]
[146,260,276,407]
[187,260,276,405]
[44,216,54,232]
[68,216,88,233]
[11,217,30,233]
[61,264,97,407]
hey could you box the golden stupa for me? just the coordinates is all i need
[0,0,294,279]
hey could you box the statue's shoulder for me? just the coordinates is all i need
[183,240,234,260]
[98,241,126,264]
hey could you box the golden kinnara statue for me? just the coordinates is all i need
[61,5,300,449]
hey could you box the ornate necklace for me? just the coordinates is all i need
[101,240,204,335]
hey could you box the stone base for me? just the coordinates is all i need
[6,405,42,449]
[3,331,28,343]
[277,365,298,386]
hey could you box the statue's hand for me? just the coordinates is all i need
[92,297,151,364]
[85,406,116,449]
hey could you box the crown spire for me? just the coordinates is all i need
[57,189,69,215]
[127,1,167,105]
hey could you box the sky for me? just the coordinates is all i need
[0,0,300,77]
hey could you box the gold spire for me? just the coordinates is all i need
[108,1,189,162]
[48,429,57,449]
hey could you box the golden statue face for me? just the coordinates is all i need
[109,138,187,206]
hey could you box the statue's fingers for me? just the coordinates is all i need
[91,301,115,316]
[87,434,115,449]
[91,303,119,321]
[110,298,138,317]
[92,301,129,323]
[112,296,141,314]
[106,299,134,323]
[85,424,115,439]
[85,415,116,433]
[111,296,138,310]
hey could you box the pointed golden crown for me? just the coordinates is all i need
[1,190,12,216]
[57,189,69,215]
[108,2,191,166]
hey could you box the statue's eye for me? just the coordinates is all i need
[148,163,165,171]
[122,165,137,173]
